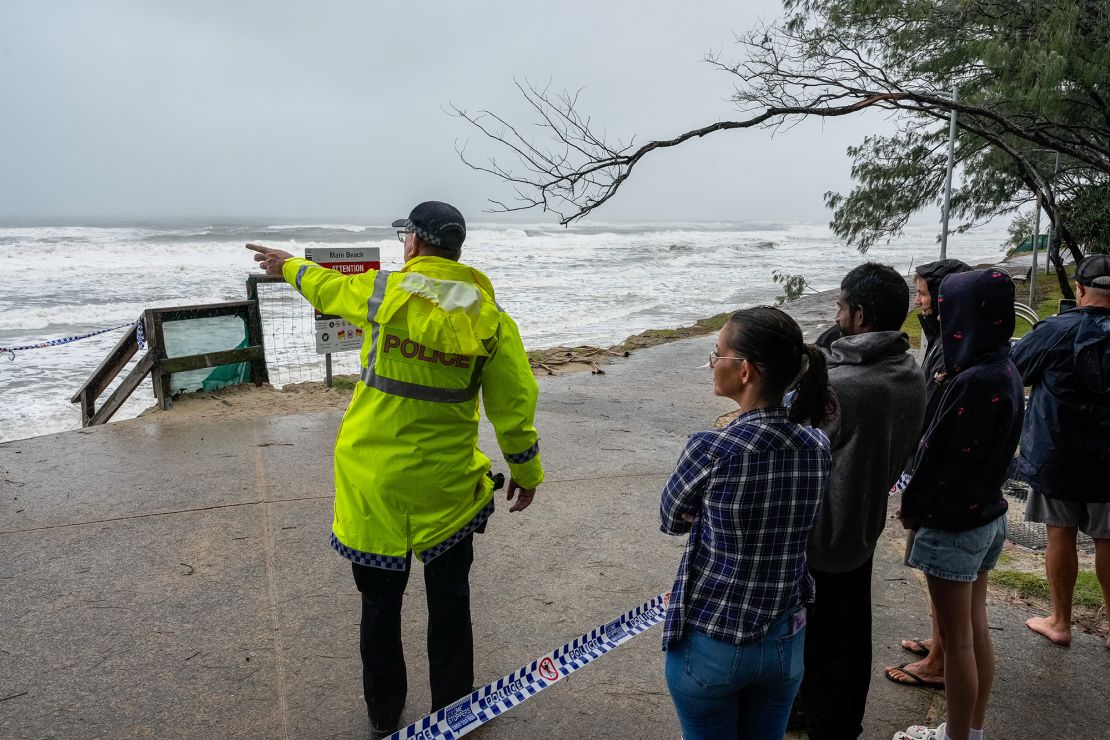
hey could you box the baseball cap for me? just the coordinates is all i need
[391,201,466,250]
[1076,254,1110,289]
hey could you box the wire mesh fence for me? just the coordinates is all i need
[250,277,361,388]
[1001,475,1096,554]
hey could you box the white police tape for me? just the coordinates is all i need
[386,594,667,740]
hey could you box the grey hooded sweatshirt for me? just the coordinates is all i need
[808,330,927,573]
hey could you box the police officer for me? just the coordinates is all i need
[247,201,544,737]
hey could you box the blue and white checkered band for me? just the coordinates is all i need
[413,225,443,246]
[504,440,540,465]
[330,533,407,571]
[417,501,495,563]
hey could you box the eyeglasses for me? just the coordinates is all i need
[708,350,746,368]
[396,229,411,243]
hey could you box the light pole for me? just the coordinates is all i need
[1028,149,1061,306]
[939,85,958,260]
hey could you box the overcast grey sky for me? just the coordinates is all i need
[0,0,901,224]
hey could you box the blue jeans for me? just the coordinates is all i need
[665,609,806,740]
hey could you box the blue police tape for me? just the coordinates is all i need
[386,594,667,740]
[1,320,142,360]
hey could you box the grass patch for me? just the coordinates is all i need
[615,311,733,352]
[990,569,1105,609]
[1016,269,1070,337]
[329,375,359,391]
[901,311,924,349]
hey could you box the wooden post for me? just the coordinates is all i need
[244,277,270,385]
[145,310,172,411]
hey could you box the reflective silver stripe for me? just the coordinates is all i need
[360,269,483,403]
[295,265,308,293]
[365,271,390,377]
[360,356,486,403]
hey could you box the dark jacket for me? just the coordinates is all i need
[901,269,1025,531]
[1011,306,1110,502]
[808,330,926,572]
[900,259,973,480]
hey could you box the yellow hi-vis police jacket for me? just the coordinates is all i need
[281,254,544,571]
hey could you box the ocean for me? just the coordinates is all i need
[0,220,1009,443]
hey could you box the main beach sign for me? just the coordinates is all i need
[304,247,380,354]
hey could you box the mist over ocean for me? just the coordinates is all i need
[0,220,1009,443]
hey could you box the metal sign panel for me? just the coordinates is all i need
[304,247,381,354]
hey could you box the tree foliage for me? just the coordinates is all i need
[454,0,1110,298]
[1058,183,1110,254]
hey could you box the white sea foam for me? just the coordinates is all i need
[0,220,1009,443]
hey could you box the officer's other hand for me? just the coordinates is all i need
[246,243,294,276]
[507,478,536,513]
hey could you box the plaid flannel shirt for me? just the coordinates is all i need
[660,407,830,647]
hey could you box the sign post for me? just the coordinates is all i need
[304,247,380,385]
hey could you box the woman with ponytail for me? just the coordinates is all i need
[660,306,835,739]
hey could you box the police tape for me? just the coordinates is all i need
[386,593,667,740]
[1,320,142,361]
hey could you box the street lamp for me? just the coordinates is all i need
[939,86,958,260]
[1028,149,1061,307]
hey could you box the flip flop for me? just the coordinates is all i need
[884,663,945,690]
[900,638,931,657]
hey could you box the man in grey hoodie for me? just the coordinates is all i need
[797,262,927,740]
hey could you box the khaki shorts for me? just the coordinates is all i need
[1025,490,1110,540]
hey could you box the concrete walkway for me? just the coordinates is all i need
[1,336,1106,739]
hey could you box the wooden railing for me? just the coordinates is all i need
[71,299,268,427]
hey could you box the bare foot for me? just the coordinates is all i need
[886,658,944,686]
[1025,615,1072,646]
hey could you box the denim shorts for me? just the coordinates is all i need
[906,517,1007,583]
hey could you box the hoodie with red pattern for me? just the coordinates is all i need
[900,269,1025,531]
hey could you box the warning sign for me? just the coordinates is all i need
[304,247,381,354]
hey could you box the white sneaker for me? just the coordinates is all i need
[892,722,946,740]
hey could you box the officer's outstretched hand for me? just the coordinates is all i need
[246,243,295,277]
[507,479,536,513]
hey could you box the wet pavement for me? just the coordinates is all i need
[1,335,1106,740]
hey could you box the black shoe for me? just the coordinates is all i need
[369,722,399,740]
[369,708,402,740]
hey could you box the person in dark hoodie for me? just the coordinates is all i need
[796,262,927,740]
[1011,255,1110,649]
[915,259,975,390]
[886,259,971,690]
[894,269,1025,740]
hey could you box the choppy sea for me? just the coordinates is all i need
[0,220,1009,443]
